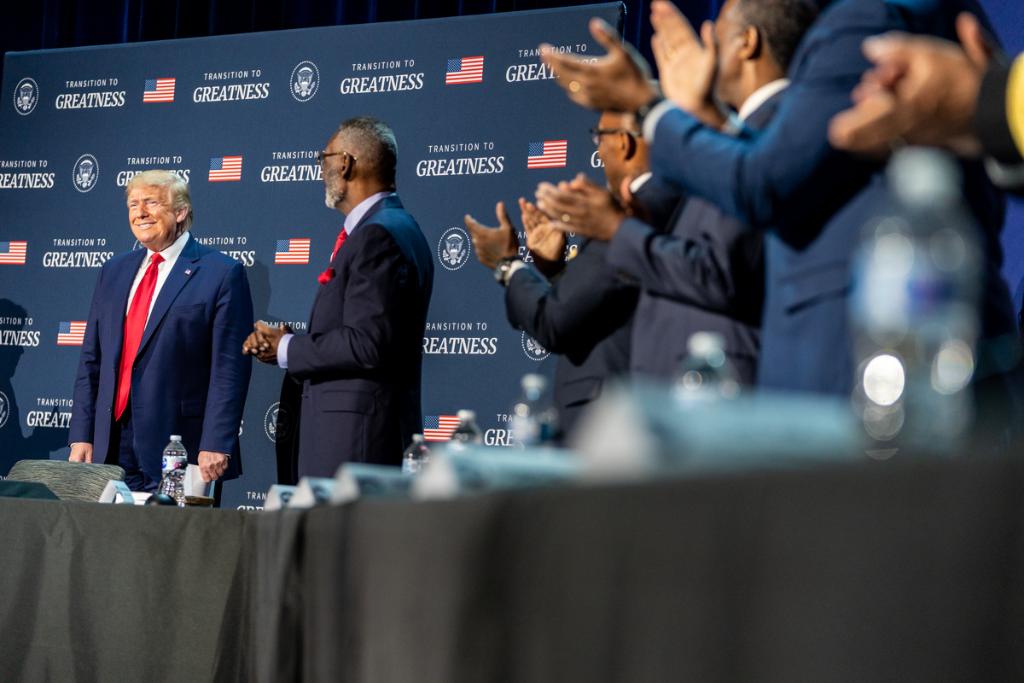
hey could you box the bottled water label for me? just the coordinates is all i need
[161,455,187,472]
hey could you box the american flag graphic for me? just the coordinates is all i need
[57,321,86,346]
[143,78,176,103]
[274,239,311,265]
[208,156,243,182]
[445,56,484,85]
[0,241,27,265]
[527,140,568,169]
[423,415,460,442]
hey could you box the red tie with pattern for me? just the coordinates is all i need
[114,253,164,420]
[317,227,347,285]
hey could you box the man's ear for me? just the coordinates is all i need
[740,25,761,61]
[621,131,637,160]
[340,152,355,180]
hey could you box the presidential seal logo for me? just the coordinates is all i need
[437,226,471,271]
[521,332,550,361]
[0,390,9,429]
[72,154,99,193]
[290,61,320,102]
[14,78,38,115]
[264,401,293,443]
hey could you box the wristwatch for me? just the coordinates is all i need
[494,256,524,287]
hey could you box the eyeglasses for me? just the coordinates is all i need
[315,150,358,166]
[589,128,639,146]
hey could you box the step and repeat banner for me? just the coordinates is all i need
[0,3,622,508]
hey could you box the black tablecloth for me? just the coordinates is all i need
[0,500,250,681]
[2,457,1023,682]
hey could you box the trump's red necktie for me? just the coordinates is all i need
[114,253,164,420]
[317,227,347,285]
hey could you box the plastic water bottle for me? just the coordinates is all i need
[449,409,483,450]
[157,435,188,506]
[401,434,432,474]
[850,148,981,451]
[511,373,558,446]
[673,332,739,403]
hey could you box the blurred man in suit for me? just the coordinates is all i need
[69,170,253,491]
[464,110,648,439]
[245,117,433,478]
[539,0,1016,400]
[538,0,818,382]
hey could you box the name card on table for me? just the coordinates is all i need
[412,445,580,500]
[332,463,412,504]
[287,477,336,508]
[98,480,149,505]
[264,484,298,511]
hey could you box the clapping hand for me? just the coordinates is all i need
[519,197,567,276]
[242,321,289,364]
[535,174,627,242]
[650,0,725,128]
[464,201,520,270]
[541,18,658,113]
[829,13,993,156]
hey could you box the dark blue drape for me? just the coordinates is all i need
[4,1,1021,88]
[1,0,722,85]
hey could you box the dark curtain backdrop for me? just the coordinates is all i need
[3,0,1023,97]
[3,0,1021,109]
[0,0,722,86]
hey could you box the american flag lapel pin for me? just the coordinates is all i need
[184,268,192,276]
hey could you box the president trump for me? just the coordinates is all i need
[68,170,253,491]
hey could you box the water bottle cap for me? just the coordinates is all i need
[169,434,182,441]
[687,331,725,357]
[456,409,476,421]
[520,373,547,392]
[888,147,960,208]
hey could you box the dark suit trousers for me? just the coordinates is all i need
[109,408,158,492]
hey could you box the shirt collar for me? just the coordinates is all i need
[149,230,190,261]
[629,172,653,194]
[737,79,790,122]
[343,191,393,235]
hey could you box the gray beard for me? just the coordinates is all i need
[324,186,344,210]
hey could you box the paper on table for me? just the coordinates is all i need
[183,464,213,497]
[97,480,152,505]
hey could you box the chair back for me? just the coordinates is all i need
[7,459,126,502]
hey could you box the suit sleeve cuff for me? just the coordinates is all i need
[277,333,293,369]
[642,99,680,144]
[507,260,528,282]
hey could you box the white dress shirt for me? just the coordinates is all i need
[126,230,191,324]
[643,79,791,141]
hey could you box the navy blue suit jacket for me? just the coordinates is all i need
[504,240,639,439]
[647,0,1015,395]
[285,194,433,477]
[609,92,784,381]
[69,235,254,482]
